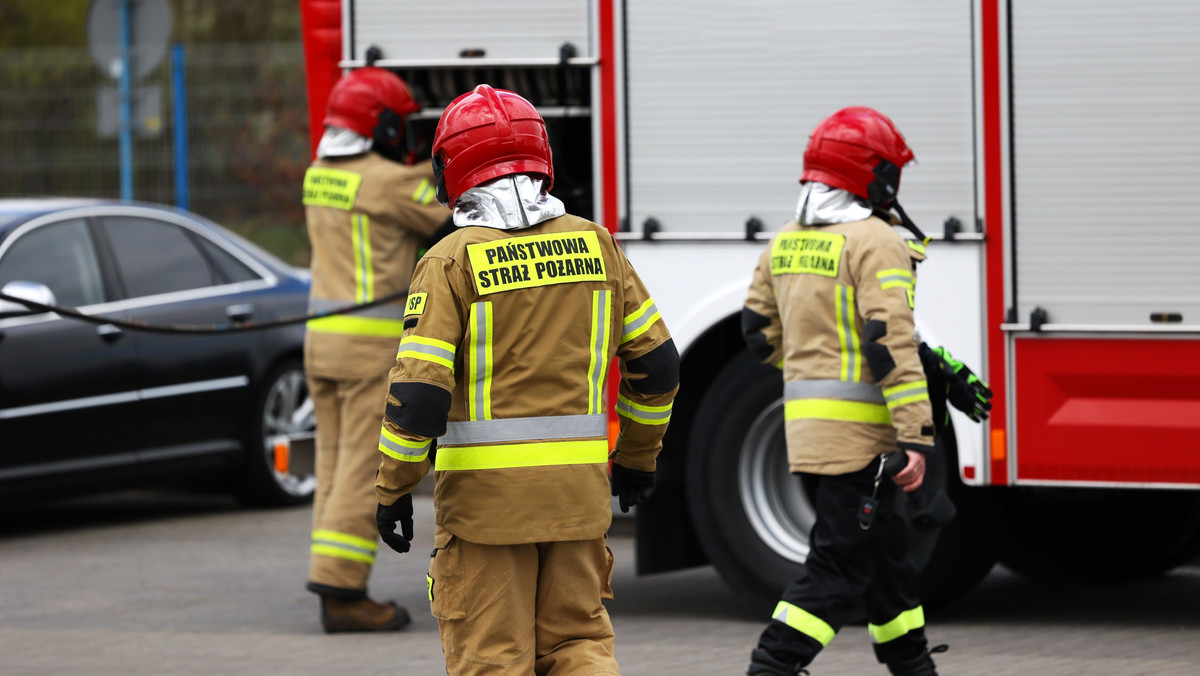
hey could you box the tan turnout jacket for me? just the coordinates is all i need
[375,214,677,544]
[303,153,448,379]
[744,216,934,475]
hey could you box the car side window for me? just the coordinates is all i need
[194,236,261,284]
[0,218,106,308]
[102,216,216,298]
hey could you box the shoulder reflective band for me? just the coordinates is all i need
[868,606,925,644]
[441,414,606,445]
[468,302,494,421]
[303,167,363,210]
[378,425,431,462]
[396,335,456,371]
[311,529,377,564]
[882,380,929,410]
[621,298,661,344]
[769,230,846,277]
[412,178,437,205]
[588,290,613,414]
[434,439,609,471]
[877,268,915,308]
[784,379,884,403]
[835,285,861,382]
[771,601,835,647]
[906,239,927,257]
[353,213,374,303]
[615,394,672,425]
[405,292,428,317]
[785,398,891,425]
[466,230,607,295]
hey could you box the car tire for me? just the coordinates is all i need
[232,358,316,507]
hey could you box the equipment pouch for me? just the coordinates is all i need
[428,531,466,620]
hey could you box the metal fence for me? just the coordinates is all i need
[0,42,311,264]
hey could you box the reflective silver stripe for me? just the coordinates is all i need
[877,273,913,287]
[307,297,407,319]
[784,379,884,404]
[588,290,612,414]
[379,432,430,459]
[837,285,860,382]
[397,338,455,364]
[441,414,607,446]
[621,300,660,342]
[615,397,672,423]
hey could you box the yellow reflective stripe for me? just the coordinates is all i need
[352,214,374,303]
[468,302,493,421]
[615,394,672,425]
[311,529,377,564]
[311,543,374,564]
[621,298,661,344]
[378,426,430,462]
[412,178,436,205]
[835,285,860,382]
[906,239,927,256]
[587,290,613,414]
[396,335,457,370]
[785,398,892,425]
[306,315,407,338]
[883,380,929,409]
[772,601,836,646]
[302,167,362,209]
[869,606,925,644]
[435,439,609,471]
[426,574,434,601]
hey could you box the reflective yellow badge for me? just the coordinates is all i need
[770,231,846,278]
[302,167,363,210]
[467,231,607,295]
[405,292,428,317]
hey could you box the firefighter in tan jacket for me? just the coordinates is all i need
[302,67,450,632]
[374,85,678,676]
[742,108,946,676]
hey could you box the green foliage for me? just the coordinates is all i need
[0,0,91,48]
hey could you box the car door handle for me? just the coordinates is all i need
[225,303,254,322]
[96,324,123,342]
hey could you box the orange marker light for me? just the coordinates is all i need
[273,436,290,473]
[990,429,1006,462]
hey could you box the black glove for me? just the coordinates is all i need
[610,463,655,513]
[376,494,414,554]
[928,345,993,422]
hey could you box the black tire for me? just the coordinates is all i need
[232,358,316,507]
[996,488,1200,584]
[687,351,998,615]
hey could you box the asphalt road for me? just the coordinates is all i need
[2,490,1199,675]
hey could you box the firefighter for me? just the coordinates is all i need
[373,84,679,675]
[301,66,450,632]
[740,107,948,676]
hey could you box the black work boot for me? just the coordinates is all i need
[886,644,948,676]
[320,595,411,633]
[746,648,809,675]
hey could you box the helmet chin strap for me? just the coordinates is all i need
[882,200,931,245]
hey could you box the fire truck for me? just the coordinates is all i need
[299,0,1200,610]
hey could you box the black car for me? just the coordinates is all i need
[0,199,315,506]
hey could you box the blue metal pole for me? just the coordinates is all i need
[118,0,133,201]
[171,43,190,211]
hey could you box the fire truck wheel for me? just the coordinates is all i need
[687,352,999,615]
[995,488,1200,583]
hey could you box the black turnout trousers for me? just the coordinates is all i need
[756,455,928,667]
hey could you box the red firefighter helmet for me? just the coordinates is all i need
[431,84,553,206]
[323,67,420,140]
[801,106,915,206]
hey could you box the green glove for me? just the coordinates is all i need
[930,346,993,422]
